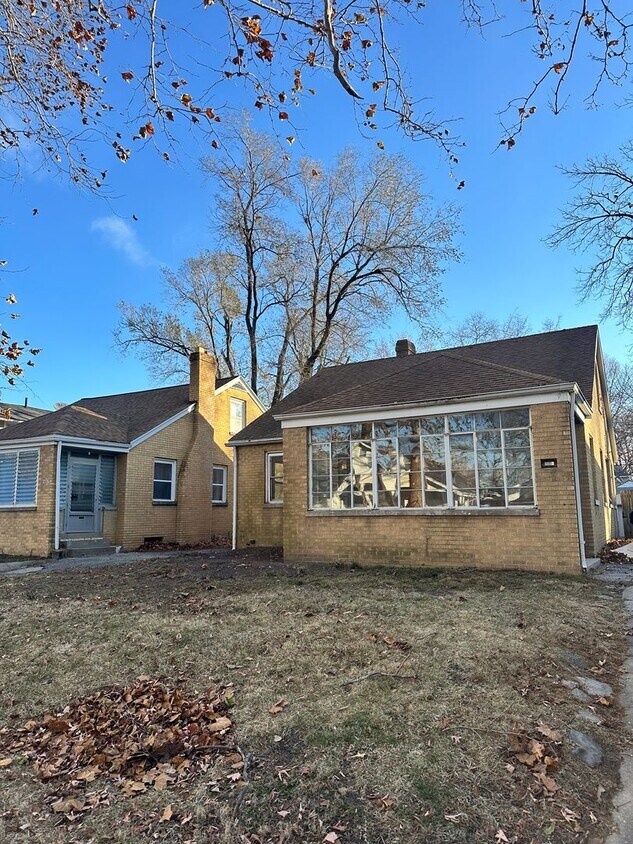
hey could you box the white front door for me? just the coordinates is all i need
[66,456,98,534]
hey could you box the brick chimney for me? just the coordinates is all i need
[189,347,216,418]
[395,339,416,358]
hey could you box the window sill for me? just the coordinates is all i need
[0,505,37,511]
[152,500,177,506]
[212,502,228,507]
[306,507,540,518]
[265,502,283,508]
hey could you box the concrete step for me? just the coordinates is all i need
[60,546,118,558]
[0,558,43,573]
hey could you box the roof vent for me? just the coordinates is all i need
[395,339,416,358]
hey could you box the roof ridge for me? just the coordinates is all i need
[440,350,565,386]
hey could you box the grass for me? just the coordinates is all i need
[0,552,629,843]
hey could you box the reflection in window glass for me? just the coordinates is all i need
[308,409,534,510]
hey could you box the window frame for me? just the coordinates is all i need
[152,458,176,503]
[266,452,284,504]
[212,464,228,505]
[229,397,247,435]
[0,447,40,509]
[307,409,537,513]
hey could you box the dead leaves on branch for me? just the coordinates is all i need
[0,677,241,821]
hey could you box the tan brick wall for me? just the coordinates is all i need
[279,401,583,574]
[577,367,617,556]
[0,445,57,557]
[235,443,284,547]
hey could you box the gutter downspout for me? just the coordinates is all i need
[54,441,62,552]
[569,393,587,572]
[232,446,238,551]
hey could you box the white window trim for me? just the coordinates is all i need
[212,464,228,505]
[308,410,538,513]
[0,447,40,509]
[266,452,284,504]
[153,458,176,502]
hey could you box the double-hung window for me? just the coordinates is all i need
[266,453,284,503]
[212,465,228,504]
[309,408,535,511]
[0,448,39,507]
[153,459,176,502]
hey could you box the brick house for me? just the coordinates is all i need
[0,399,49,429]
[0,349,264,557]
[229,326,618,574]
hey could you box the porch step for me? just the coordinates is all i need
[58,537,118,558]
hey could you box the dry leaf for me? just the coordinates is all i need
[0,758,13,767]
[495,831,509,843]
[324,834,340,843]
[160,804,173,823]
[269,698,288,714]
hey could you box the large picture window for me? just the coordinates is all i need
[0,448,39,507]
[309,409,535,511]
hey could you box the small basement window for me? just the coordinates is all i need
[266,452,284,504]
[153,459,176,502]
[212,465,228,504]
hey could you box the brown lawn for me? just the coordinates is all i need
[0,551,629,843]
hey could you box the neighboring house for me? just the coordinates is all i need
[0,399,49,429]
[0,349,264,557]
[229,326,618,575]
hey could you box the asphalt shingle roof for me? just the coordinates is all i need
[230,325,598,444]
[0,402,50,423]
[0,378,235,444]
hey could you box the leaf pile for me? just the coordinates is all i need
[508,724,562,797]
[0,677,236,811]
[599,539,633,565]
[136,536,231,552]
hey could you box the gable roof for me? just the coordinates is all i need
[0,401,50,424]
[0,377,235,446]
[230,325,599,444]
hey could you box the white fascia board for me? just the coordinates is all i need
[227,436,283,448]
[0,434,130,452]
[278,384,577,429]
[130,404,195,449]
[215,376,267,414]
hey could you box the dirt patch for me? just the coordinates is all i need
[0,554,630,842]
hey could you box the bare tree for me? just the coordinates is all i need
[550,142,633,329]
[2,1,632,187]
[442,311,561,347]
[116,131,458,401]
[605,355,633,476]
[0,291,40,394]
[291,150,457,380]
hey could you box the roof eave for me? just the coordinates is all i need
[274,382,579,423]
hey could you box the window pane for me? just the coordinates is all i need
[479,488,506,507]
[476,430,502,450]
[425,489,448,507]
[477,448,503,470]
[374,420,398,438]
[153,480,172,501]
[474,411,501,431]
[15,450,38,506]
[503,429,530,448]
[422,436,446,470]
[310,426,331,443]
[424,471,447,508]
[331,424,351,442]
[229,398,246,433]
[420,415,444,435]
[398,419,420,437]
[504,447,532,468]
[453,488,477,507]
[478,468,504,487]
[351,441,373,508]
[312,492,330,509]
[505,468,533,488]
[450,434,475,468]
[507,486,535,506]
[350,422,372,439]
[450,433,475,506]
[311,442,331,509]
[449,414,473,433]
[399,438,422,508]
[154,462,172,481]
[501,408,529,428]
[0,452,17,505]
[375,438,398,506]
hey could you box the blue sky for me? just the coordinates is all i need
[0,2,630,410]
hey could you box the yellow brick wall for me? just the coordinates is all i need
[235,443,284,547]
[577,367,617,556]
[276,401,583,574]
[0,445,57,557]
